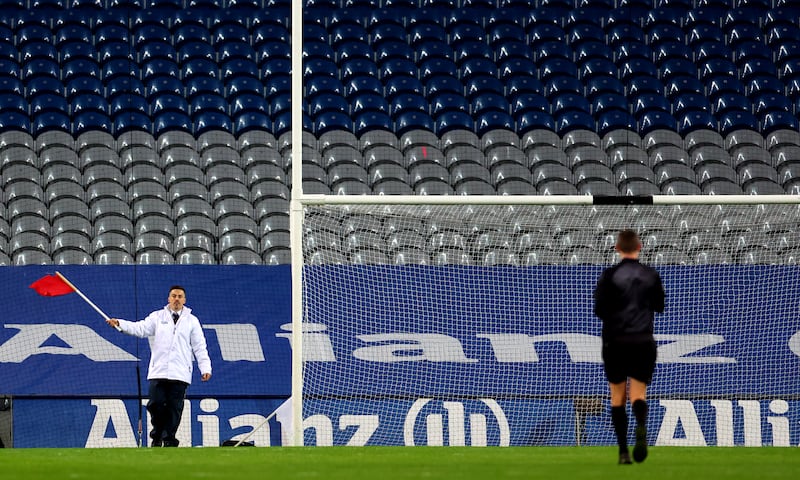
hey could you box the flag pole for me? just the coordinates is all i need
[55,271,122,332]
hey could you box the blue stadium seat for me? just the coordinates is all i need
[453,40,493,65]
[713,92,752,116]
[219,41,256,63]
[734,41,772,65]
[425,75,463,98]
[498,58,537,81]
[22,58,59,81]
[314,111,353,136]
[676,110,717,136]
[306,75,345,98]
[30,92,68,114]
[310,93,349,117]
[419,57,458,84]
[619,58,659,84]
[345,75,383,99]
[187,77,225,99]
[544,76,584,99]
[26,76,64,97]
[728,23,765,48]
[233,112,273,136]
[113,112,152,136]
[16,26,53,50]
[719,111,760,136]
[145,75,184,100]
[511,92,549,116]
[706,75,746,97]
[472,92,509,116]
[673,92,712,117]
[475,111,514,137]
[694,41,732,64]
[586,76,625,99]
[352,92,390,116]
[341,58,379,82]
[527,22,566,46]
[741,58,779,82]
[98,41,132,65]
[230,93,268,116]
[60,41,97,63]
[190,93,227,115]
[607,23,646,47]
[638,110,677,135]
[751,92,792,117]
[627,75,664,96]
[153,111,192,137]
[648,24,685,48]
[465,75,504,100]
[747,75,785,96]
[763,111,800,135]
[430,92,469,116]
[72,111,113,136]
[177,42,216,66]
[593,93,628,115]
[575,41,613,64]
[395,110,436,136]
[555,111,595,135]
[256,41,291,65]
[552,92,591,116]
[32,111,71,136]
[225,75,264,99]
[687,23,725,47]
[370,22,406,45]
[354,111,393,136]
[435,111,475,136]
[70,93,109,115]
[375,40,414,63]
[0,92,28,115]
[540,57,578,82]
[151,93,189,116]
[666,75,704,100]
[138,41,177,63]
[533,41,573,63]
[194,111,233,136]
[0,112,31,132]
[389,92,428,117]
[106,77,146,101]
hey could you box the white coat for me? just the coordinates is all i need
[117,305,212,385]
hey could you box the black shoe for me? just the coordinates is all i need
[633,425,648,463]
[162,439,179,447]
[150,439,162,447]
[618,451,632,465]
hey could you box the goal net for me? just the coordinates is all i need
[295,196,800,447]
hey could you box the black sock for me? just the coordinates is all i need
[632,400,648,427]
[611,406,628,452]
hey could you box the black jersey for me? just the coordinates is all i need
[594,258,665,342]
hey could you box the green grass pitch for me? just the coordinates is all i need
[1,447,798,480]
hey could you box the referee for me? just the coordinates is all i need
[594,229,665,465]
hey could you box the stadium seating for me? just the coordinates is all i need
[0,1,798,266]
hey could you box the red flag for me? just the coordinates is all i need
[30,274,75,297]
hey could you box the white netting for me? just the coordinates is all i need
[298,200,800,447]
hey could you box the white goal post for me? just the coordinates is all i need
[289,194,800,447]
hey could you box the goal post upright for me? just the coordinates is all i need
[289,0,304,448]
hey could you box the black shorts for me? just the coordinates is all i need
[602,339,657,385]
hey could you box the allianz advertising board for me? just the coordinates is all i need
[1,265,799,447]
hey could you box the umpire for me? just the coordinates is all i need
[594,229,665,465]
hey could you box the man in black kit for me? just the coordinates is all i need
[594,229,665,465]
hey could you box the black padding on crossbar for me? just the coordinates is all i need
[592,196,654,205]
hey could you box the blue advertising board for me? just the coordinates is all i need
[2,264,800,446]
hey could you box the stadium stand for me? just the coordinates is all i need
[0,0,799,265]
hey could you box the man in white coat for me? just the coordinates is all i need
[107,285,212,447]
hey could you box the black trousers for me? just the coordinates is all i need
[147,379,188,447]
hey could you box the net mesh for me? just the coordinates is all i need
[300,201,800,446]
